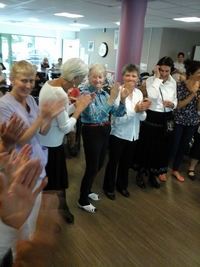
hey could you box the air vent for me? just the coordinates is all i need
[7,20,23,23]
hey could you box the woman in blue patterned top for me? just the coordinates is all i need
[78,62,133,213]
[169,60,200,181]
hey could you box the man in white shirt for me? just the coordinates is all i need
[172,52,186,82]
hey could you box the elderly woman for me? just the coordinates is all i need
[78,62,133,213]
[0,60,64,241]
[103,63,151,200]
[134,57,177,189]
[39,58,92,223]
[169,60,200,181]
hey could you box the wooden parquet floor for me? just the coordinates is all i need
[40,144,200,267]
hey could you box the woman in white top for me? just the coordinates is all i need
[134,57,177,189]
[39,58,92,223]
[103,63,151,199]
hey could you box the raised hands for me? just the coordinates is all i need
[192,81,200,94]
[135,98,152,113]
[75,93,93,113]
[40,98,67,120]
[154,65,161,79]
[0,114,25,152]
[107,82,121,105]
[3,144,32,185]
[0,158,47,229]
[120,81,136,103]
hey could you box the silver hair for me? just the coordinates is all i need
[61,58,88,81]
[88,62,107,78]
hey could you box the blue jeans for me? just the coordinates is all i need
[169,123,197,171]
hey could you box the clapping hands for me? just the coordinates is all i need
[135,98,152,113]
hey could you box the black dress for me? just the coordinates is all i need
[133,109,173,175]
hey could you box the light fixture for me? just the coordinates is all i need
[0,3,6,8]
[173,17,200,23]
[54,12,84,18]
[69,23,89,27]
[28,18,39,22]
[116,22,120,25]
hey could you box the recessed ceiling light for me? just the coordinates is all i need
[28,18,39,22]
[0,3,6,8]
[55,12,84,18]
[69,23,89,27]
[173,17,200,22]
[116,22,120,25]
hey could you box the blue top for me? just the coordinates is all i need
[81,85,126,124]
[174,81,200,126]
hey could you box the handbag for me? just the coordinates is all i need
[159,88,174,137]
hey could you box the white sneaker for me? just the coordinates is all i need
[88,192,101,201]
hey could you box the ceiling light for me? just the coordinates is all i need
[69,23,89,27]
[28,18,39,22]
[0,3,6,8]
[173,17,200,23]
[116,22,120,25]
[54,12,84,18]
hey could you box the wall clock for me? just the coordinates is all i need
[98,42,108,57]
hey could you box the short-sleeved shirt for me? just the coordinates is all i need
[0,94,47,180]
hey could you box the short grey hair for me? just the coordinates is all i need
[61,58,88,81]
[122,63,140,77]
[88,62,107,78]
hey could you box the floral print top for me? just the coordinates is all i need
[174,81,200,126]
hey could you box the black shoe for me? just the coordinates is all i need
[70,147,77,157]
[117,189,130,198]
[136,173,146,189]
[104,191,115,200]
[63,208,74,224]
[187,170,195,180]
[148,175,160,189]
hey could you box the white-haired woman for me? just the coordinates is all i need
[78,62,133,213]
[39,58,92,223]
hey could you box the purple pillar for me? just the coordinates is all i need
[115,0,148,83]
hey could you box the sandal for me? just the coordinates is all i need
[77,202,97,213]
[171,170,184,182]
[158,174,167,182]
[88,192,101,201]
[187,170,195,180]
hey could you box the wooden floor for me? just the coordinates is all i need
[40,143,200,267]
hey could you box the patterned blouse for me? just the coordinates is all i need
[81,85,126,124]
[174,81,200,126]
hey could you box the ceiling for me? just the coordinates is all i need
[1,0,200,32]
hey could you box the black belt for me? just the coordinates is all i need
[144,121,163,128]
[82,121,110,127]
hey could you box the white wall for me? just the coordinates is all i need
[2,24,200,73]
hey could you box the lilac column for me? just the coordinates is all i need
[115,0,148,83]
